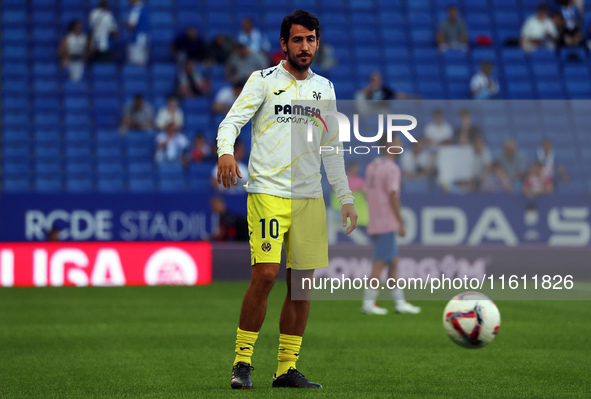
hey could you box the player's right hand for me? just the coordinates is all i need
[217,154,242,189]
[398,224,406,238]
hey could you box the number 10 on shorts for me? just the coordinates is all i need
[259,218,279,239]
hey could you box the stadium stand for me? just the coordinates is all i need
[1,0,590,194]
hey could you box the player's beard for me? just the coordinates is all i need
[286,48,315,72]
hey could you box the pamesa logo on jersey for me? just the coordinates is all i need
[274,104,325,128]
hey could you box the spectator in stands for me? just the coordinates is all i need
[558,0,583,31]
[470,62,499,100]
[498,139,528,182]
[177,59,211,98]
[119,94,154,133]
[185,133,213,164]
[356,72,420,115]
[400,140,433,180]
[58,20,89,82]
[155,95,184,131]
[171,27,208,65]
[552,12,585,48]
[436,6,468,51]
[225,43,267,82]
[209,196,249,242]
[523,161,554,197]
[237,17,271,55]
[346,162,365,192]
[521,4,558,52]
[311,42,336,74]
[471,137,493,190]
[211,140,248,194]
[481,162,513,193]
[537,138,569,182]
[424,109,454,147]
[454,109,483,145]
[154,122,190,163]
[125,0,150,65]
[212,80,244,115]
[89,0,119,62]
[207,34,234,64]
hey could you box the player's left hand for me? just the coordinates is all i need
[341,204,358,235]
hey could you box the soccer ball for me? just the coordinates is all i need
[442,292,500,349]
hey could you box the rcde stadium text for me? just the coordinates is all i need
[25,210,211,241]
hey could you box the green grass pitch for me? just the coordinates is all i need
[1,282,590,398]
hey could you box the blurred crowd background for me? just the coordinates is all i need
[1,0,591,201]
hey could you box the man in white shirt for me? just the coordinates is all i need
[237,17,271,54]
[424,109,453,146]
[212,80,244,114]
[471,61,499,99]
[155,95,184,131]
[89,0,118,62]
[154,123,189,163]
[521,4,558,52]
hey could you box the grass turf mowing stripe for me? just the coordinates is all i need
[0,283,590,398]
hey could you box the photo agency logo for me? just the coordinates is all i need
[306,111,419,154]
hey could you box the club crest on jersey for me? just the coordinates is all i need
[261,242,272,252]
[312,91,321,100]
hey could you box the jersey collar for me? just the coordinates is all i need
[278,60,315,81]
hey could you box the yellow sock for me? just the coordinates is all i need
[276,334,302,376]
[233,328,259,366]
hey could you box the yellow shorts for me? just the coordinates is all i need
[247,193,328,270]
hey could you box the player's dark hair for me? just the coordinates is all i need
[280,10,321,45]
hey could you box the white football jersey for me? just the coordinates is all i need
[217,60,353,205]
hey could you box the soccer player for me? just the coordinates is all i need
[216,10,357,389]
[361,136,421,315]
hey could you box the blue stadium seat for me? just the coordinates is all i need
[189,177,211,192]
[158,162,184,176]
[97,177,125,192]
[66,177,94,192]
[2,160,29,177]
[35,130,61,144]
[64,82,90,95]
[32,45,57,60]
[65,130,92,144]
[566,81,591,98]
[31,10,56,25]
[445,64,470,80]
[159,177,186,192]
[386,63,412,80]
[129,177,156,192]
[410,29,434,46]
[2,62,28,78]
[129,161,154,176]
[128,146,154,160]
[4,129,30,145]
[34,97,61,111]
[1,28,27,44]
[65,96,90,111]
[35,176,62,192]
[2,46,28,60]
[34,142,61,160]
[32,28,57,43]
[94,81,120,94]
[536,82,565,99]
[92,64,119,78]
[403,179,430,194]
[3,79,29,93]
[97,161,125,176]
[2,11,27,25]
[66,160,93,177]
[65,113,89,128]
[66,144,92,160]
[3,112,29,128]
[3,178,31,192]
[3,97,29,112]
[34,160,62,176]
